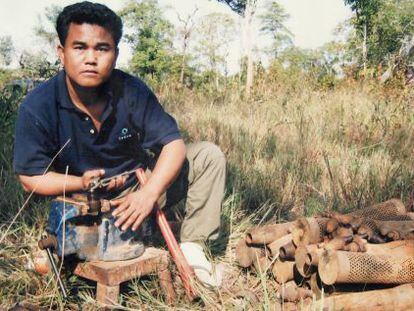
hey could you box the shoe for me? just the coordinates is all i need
[180,242,224,288]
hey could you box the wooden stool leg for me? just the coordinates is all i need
[96,283,119,308]
[157,267,176,305]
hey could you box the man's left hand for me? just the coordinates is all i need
[110,188,158,231]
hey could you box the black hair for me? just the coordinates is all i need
[56,1,123,46]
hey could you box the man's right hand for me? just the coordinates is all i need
[81,169,105,191]
[81,169,128,191]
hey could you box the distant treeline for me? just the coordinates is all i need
[1,0,414,90]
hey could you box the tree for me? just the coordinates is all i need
[119,0,176,81]
[19,51,59,79]
[344,0,414,80]
[216,0,257,97]
[34,4,61,49]
[344,0,383,74]
[193,12,236,89]
[176,7,198,85]
[259,1,292,57]
[0,36,14,67]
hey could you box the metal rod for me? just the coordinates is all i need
[45,248,68,299]
[136,168,197,301]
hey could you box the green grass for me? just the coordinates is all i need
[1,75,414,309]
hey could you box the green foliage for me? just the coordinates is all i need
[0,85,23,135]
[0,36,14,67]
[34,4,61,48]
[259,1,293,57]
[193,13,236,80]
[368,0,414,65]
[120,0,177,82]
[344,0,414,75]
[18,51,60,80]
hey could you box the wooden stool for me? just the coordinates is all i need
[74,247,176,307]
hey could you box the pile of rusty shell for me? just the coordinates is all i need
[235,198,414,310]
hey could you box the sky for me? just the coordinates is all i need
[0,0,352,71]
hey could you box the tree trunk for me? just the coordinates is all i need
[180,49,186,85]
[244,1,254,98]
[362,22,367,77]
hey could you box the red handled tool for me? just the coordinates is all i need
[135,168,197,301]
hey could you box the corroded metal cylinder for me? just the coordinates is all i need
[246,222,293,245]
[351,199,407,220]
[235,239,266,268]
[279,241,296,261]
[295,245,324,278]
[272,260,295,283]
[319,250,414,285]
[307,284,414,311]
[292,217,329,247]
[267,234,292,257]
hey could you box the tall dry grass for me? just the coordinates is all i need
[1,72,414,309]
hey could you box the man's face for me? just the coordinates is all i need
[57,23,118,88]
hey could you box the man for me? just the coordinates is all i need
[13,1,225,287]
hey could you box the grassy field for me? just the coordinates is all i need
[1,74,414,309]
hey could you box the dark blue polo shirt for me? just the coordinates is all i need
[13,69,181,194]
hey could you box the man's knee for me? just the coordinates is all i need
[198,141,226,167]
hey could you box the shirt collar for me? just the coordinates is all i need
[56,70,114,110]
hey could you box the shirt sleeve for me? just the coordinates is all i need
[13,106,56,176]
[140,90,182,150]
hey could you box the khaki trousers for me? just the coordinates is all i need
[123,141,226,243]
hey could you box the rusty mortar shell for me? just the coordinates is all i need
[272,260,295,284]
[253,256,273,274]
[349,217,363,231]
[387,230,401,240]
[357,221,387,243]
[292,217,329,247]
[352,235,367,252]
[324,237,347,251]
[308,283,414,311]
[309,272,334,300]
[407,212,414,220]
[267,234,293,257]
[235,239,253,267]
[326,218,339,233]
[235,239,267,268]
[377,220,414,240]
[295,245,316,278]
[319,250,414,285]
[343,242,360,252]
[245,222,293,245]
[279,241,296,261]
[351,199,408,220]
[364,240,414,257]
[332,214,355,226]
[278,280,313,303]
[333,227,354,242]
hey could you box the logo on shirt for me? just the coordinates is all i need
[118,128,132,141]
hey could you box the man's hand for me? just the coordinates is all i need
[111,187,158,231]
[81,169,105,190]
[82,169,127,191]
